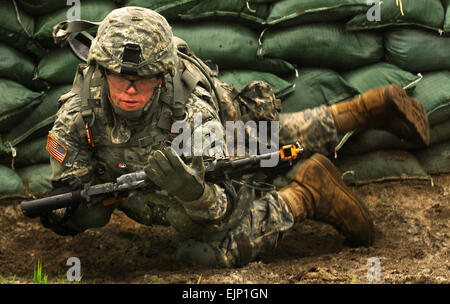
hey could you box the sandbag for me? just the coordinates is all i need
[3,84,72,147]
[17,0,69,16]
[218,70,295,99]
[410,71,450,126]
[0,79,43,134]
[179,0,270,27]
[281,68,359,113]
[17,164,52,194]
[123,0,199,21]
[34,0,117,47]
[35,48,83,85]
[384,28,450,73]
[15,137,50,166]
[414,141,450,174]
[341,62,422,94]
[337,116,450,157]
[171,22,295,75]
[0,42,37,89]
[337,129,416,156]
[337,70,449,155]
[272,149,431,188]
[258,23,383,70]
[347,0,445,32]
[266,0,368,27]
[0,1,45,58]
[0,136,49,168]
[444,0,450,35]
[0,165,26,197]
[334,150,430,185]
[429,120,450,146]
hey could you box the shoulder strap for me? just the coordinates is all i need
[158,58,202,120]
[71,64,98,149]
[173,65,201,119]
[80,64,96,124]
[176,51,222,119]
[53,20,100,62]
[173,36,222,117]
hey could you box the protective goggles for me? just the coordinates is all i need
[106,71,161,92]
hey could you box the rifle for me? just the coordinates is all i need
[20,143,303,218]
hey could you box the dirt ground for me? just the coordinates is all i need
[0,174,448,284]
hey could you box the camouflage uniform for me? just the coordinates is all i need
[279,106,339,157]
[45,7,339,268]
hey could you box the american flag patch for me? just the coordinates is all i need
[46,135,67,163]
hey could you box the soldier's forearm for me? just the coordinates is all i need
[178,183,230,222]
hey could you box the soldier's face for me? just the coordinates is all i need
[106,72,162,111]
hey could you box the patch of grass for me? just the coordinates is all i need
[0,260,82,284]
[187,274,202,284]
[33,260,48,284]
[0,274,16,284]
[56,274,82,284]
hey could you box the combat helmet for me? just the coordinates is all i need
[88,6,178,77]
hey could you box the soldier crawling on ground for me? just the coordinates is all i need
[40,7,430,267]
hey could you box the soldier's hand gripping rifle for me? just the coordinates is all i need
[20,143,303,218]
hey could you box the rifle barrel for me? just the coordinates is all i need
[20,192,78,217]
[230,151,280,168]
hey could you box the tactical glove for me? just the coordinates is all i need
[144,146,205,202]
[39,184,81,236]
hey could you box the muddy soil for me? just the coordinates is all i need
[0,175,448,284]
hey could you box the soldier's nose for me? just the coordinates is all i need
[125,84,138,94]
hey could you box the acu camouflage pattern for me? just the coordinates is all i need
[49,68,294,268]
[49,38,339,267]
[176,182,295,267]
[214,79,281,124]
[88,7,179,76]
[238,81,281,123]
[279,105,339,157]
[49,91,94,186]
[213,188,294,267]
[214,79,337,157]
[173,103,339,267]
[48,65,232,229]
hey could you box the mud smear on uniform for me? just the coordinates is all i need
[0,175,448,284]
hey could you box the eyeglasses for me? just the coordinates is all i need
[106,72,161,92]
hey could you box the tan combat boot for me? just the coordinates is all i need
[328,84,430,146]
[278,153,375,246]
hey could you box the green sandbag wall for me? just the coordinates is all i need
[0,0,449,199]
[346,0,446,32]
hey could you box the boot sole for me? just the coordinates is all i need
[309,153,375,246]
[388,85,430,146]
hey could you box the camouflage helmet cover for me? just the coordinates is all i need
[88,6,178,76]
